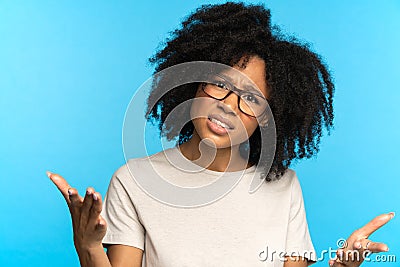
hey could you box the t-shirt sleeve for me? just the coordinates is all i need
[101,167,145,251]
[285,171,317,264]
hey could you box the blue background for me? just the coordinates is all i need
[1,1,399,266]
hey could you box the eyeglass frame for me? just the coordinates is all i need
[200,75,268,118]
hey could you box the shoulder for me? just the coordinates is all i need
[280,168,307,206]
[282,168,297,180]
[285,168,301,186]
[111,149,173,183]
[114,150,167,177]
[279,168,302,188]
[282,168,304,194]
[258,167,299,193]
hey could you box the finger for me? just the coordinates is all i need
[329,259,345,267]
[365,241,389,252]
[352,212,395,238]
[80,187,95,228]
[335,249,344,262]
[88,192,103,227]
[68,187,83,211]
[91,215,107,242]
[336,248,362,264]
[47,171,72,204]
[355,239,389,253]
[64,187,83,229]
[96,215,107,232]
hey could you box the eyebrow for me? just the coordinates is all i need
[214,73,265,98]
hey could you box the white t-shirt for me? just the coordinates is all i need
[101,147,316,266]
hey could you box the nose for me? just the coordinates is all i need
[217,91,239,115]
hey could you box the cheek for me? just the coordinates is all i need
[190,97,202,120]
[242,116,259,135]
[190,96,217,121]
[230,116,258,145]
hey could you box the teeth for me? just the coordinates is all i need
[210,118,231,129]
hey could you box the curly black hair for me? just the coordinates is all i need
[146,2,334,181]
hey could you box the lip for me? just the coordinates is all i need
[207,113,235,130]
[206,118,229,135]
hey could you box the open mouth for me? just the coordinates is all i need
[207,114,235,130]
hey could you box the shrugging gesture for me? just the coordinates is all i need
[329,212,394,267]
[47,171,111,267]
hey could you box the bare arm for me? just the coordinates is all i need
[107,245,143,267]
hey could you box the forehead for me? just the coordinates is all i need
[215,56,268,97]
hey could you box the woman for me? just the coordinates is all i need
[48,2,393,266]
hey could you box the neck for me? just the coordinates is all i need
[178,132,251,172]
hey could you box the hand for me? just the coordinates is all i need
[329,212,395,267]
[47,171,107,252]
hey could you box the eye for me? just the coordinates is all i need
[242,93,260,104]
[213,81,229,90]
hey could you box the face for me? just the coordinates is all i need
[190,56,269,148]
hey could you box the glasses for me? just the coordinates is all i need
[201,75,268,117]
